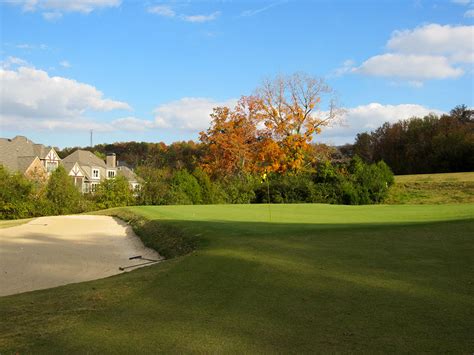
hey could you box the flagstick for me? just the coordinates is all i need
[267,178,272,222]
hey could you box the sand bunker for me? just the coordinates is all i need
[0,215,161,297]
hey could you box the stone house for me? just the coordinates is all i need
[0,136,140,193]
[62,150,140,193]
[0,136,60,181]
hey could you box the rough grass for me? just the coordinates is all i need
[395,171,474,183]
[387,171,474,204]
[0,218,32,229]
[1,204,473,353]
[95,208,196,259]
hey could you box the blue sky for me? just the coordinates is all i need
[1,0,473,148]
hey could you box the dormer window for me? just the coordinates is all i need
[107,170,116,179]
[92,169,100,179]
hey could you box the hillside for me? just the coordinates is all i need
[386,172,474,204]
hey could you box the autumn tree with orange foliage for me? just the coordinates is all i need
[200,73,343,177]
[199,97,262,177]
[255,73,343,173]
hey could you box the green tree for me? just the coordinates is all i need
[346,156,394,204]
[135,167,172,205]
[45,165,82,215]
[0,166,36,219]
[192,168,226,204]
[94,175,134,209]
[167,170,202,205]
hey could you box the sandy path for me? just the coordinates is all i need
[0,215,162,297]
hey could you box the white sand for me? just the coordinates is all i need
[0,215,162,297]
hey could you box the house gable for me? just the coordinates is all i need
[24,157,47,181]
[0,136,60,176]
[45,148,60,163]
[67,162,86,178]
[44,148,61,172]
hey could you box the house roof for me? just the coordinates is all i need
[61,161,77,172]
[17,156,38,173]
[33,144,49,159]
[62,150,107,168]
[61,161,88,179]
[117,165,140,183]
[0,136,52,174]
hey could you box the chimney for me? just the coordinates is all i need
[106,153,116,168]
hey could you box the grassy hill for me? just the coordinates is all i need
[1,204,473,353]
[386,171,474,204]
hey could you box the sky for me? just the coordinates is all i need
[0,0,473,148]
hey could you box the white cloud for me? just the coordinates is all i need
[387,24,474,63]
[153,97,237,131]
[241,2,281,17]
[7,0,120,19]
[331,59,355,77]
[355,53,463,79]
[451,0,471,5]
[465,9,474,17]
[344,23,473,83]
[147,5,175,17]
[16,43,48,50]
[110,117,157,131]
[8,0,38,12]
[0,56,29,69]
[23,0,120,13]
[46,0,120,13]
[0,114,158,133]
[0,66,130,124]
[408,80,424,88]
[147,5,220,23]
[59,60,71,68]
[42,11,62,20]
[181,11,220,23]
[318,103,445,145]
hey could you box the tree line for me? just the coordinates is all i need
[8,74,471,218]
[0,165,135,219]
[351,105,473,175]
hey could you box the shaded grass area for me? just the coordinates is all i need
[1,204,474,353]
[94,208,196,259]
[0,218,33,229]
[387,172,474,204]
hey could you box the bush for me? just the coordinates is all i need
[135,167,172,205]
[166,170,202,205]
[220,174,257,204]
[255,173,317,203]
[94,175,135,209]
[192,168,227,204]
[310,157,394,205]
[0,166,36,219]
[45,166,83,215]
[344,156,394,204]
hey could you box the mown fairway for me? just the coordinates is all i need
[1,204,473,353]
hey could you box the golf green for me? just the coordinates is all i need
[1,203,473,353]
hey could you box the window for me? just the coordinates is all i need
[92,169,100,179]
[46,161,57,172]
[91,183,99,192]
[107,170,116,179]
